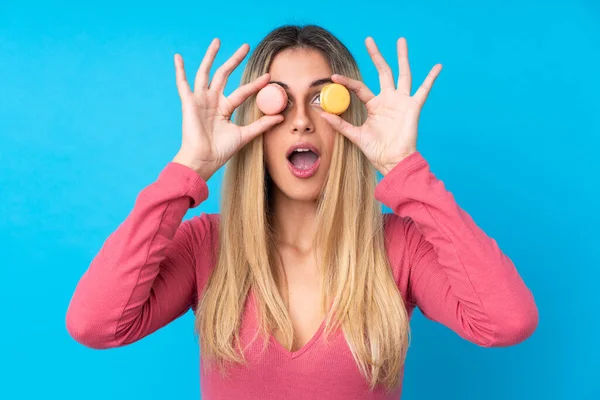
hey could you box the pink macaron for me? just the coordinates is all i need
[256,83,288,115]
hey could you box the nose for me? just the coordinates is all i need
[289,103,315,134]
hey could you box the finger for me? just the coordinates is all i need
[320,112,361,146]
[223,73,271,116]
[413,64,442,106]
[209,43,250,93]
[331,74,375,104]
[174,53,193,101]
[195,38,220,92]
[397,38,412,95]
[365,37,395,90]
[239,115,285,146]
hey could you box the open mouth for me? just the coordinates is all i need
[287,149,319,170]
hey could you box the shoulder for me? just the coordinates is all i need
[180,212,221,295]
[182,212,221,259]
[382,212,412,249]
[183,212,220,241]
[382,213,408,278]
[382,212,422,305]
[382,212,430,255]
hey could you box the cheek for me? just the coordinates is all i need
[317,122,337,158]
[325,132,336,151]
[262,129,283,168]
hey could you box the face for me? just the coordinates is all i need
[263,47,337,202]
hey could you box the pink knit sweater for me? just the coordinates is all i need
[66,151,538,399]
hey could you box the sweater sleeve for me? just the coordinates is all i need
[65,162,210,349]
[374,152,538,347]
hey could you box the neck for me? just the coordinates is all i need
[270,188,318,254]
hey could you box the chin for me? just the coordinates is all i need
[286,186,322,202]
[268,172,326,203]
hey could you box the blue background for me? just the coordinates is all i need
[1,0,598,398]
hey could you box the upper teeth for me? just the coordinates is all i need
[295,148,310,152]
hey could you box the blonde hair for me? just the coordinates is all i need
[196,25,410,392]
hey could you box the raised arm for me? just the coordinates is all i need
[66,38,284,349]
[376,152,538,347]
[65,163,209,348]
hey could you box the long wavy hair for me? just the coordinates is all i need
[196,24,410,392]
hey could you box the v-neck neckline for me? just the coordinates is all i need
[249,288,327,359]
[270,318,327,359]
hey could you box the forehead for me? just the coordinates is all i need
[268,48,332,86]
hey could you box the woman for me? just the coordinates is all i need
[66,25,538,399]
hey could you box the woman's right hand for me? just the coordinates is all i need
[171,38,283,181]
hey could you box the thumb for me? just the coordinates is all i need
[239,115,284,147]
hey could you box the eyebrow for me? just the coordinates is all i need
[269,77,332,90]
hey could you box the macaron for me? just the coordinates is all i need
[320,83,350,115]
[256,83,288,115]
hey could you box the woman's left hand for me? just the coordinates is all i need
[320,37,442,176]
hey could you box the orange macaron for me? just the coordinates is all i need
[320,83,350,115]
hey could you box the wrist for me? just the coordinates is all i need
[171,153,215,182]
[377,151,417,177]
